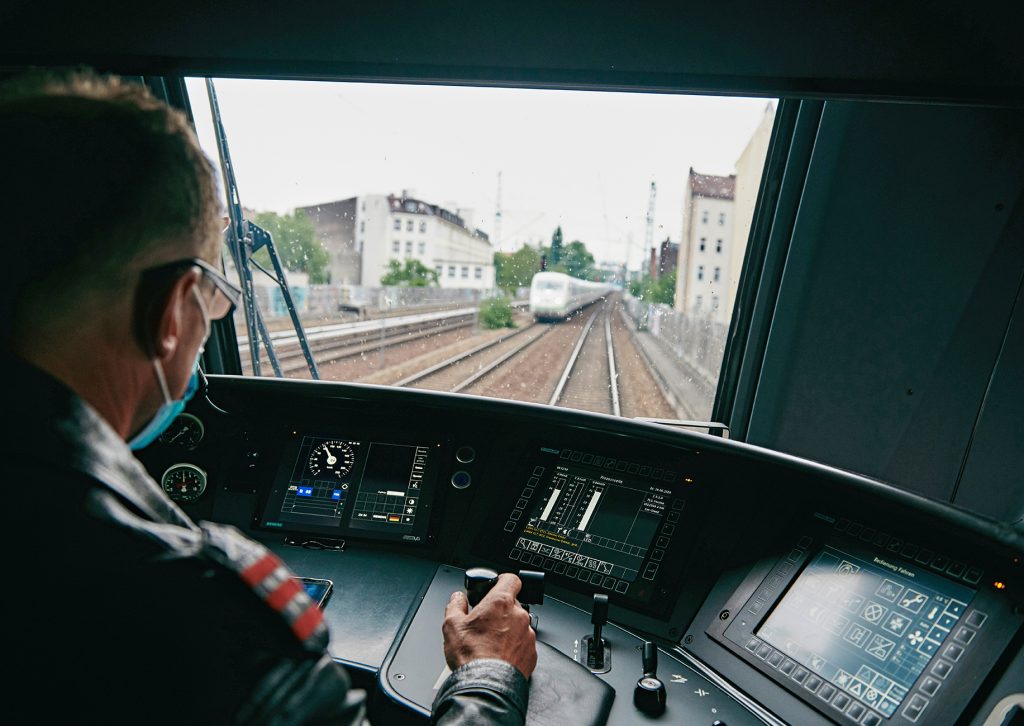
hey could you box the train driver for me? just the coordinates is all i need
[1,70,536,724]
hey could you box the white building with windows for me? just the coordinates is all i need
[299,192,495,289]
[674,169,736,323]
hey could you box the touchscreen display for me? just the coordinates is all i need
[260,432,438,543]
[490,443,697,610]
[756,545,976,718]
[521,468,665,584]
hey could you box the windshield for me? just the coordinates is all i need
[186,78,775,422]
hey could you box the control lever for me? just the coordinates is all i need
[633,641,667,717]
[465,568,544,629]
[584,593,611,672]
[517,570,544,630]
[465,567,499,607]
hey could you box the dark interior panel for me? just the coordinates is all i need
[137,374,1024,724]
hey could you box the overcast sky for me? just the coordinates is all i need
[186,78,772,270]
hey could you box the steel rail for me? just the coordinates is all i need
[605,306,621,417]
[548,302,605,407]
[394,323,539,388]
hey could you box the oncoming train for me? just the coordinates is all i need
[529,271,613,321]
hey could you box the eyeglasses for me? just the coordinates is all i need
[142,257,242,320]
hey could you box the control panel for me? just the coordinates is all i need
[479,442,707,618]
[707,513,1023,726]
[258,429,443,544]
[382,566,773,725]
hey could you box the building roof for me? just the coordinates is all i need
[388,194,490,242]
[688,168,736,200]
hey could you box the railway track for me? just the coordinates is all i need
[240,307,478,376]
[245,293,675,419]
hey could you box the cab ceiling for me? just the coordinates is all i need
[1,1,1022,104]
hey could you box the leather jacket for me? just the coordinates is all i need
[5,356,527,724]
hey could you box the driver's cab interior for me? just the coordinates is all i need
[4,3,1023,725]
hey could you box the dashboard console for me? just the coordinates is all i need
[137,375,1024,725]
[258,430,443,544]
[706,512,1019,726]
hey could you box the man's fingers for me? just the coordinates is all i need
[482,573,522,603]
[445,590,469,620]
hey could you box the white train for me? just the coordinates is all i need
[529,271,613,321]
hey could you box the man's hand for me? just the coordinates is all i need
[442,573,537,678]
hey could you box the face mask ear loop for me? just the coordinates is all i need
[152,358,173,405]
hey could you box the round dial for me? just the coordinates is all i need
[308,441,355,479]
[161,463,208,503]
[158,413,205,450]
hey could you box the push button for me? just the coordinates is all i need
[902,694,929,722]
[931,660,953,679]
[920,677,941,697]
[953,627,976,645]
[965,610,988,629]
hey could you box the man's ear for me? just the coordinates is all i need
[141,268,202,360]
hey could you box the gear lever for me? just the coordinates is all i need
[633,641,667,717]
[584,593,611,672]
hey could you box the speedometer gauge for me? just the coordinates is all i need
[308,440,355,479]
[161,463,208,503]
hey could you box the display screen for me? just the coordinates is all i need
[492,444,696,608]
[260,432,438,543]
[521,468,665,583]
[757,545,976,718]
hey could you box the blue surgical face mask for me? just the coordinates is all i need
[129,287,211,451]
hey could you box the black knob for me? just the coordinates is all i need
[465,567,499,607]
[634,641,666,717]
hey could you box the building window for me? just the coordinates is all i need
[699,237,706,252]
[407,220,414,231]
[359,220,365,233]
[716,238,723,253]
[712,295,720,310]
[405,241,413,255]
[461,266,469,278]
[697,265,704,281]
[392,240,400,253]
[393,219,401,231]
[420,221,427,233]
[713,266,721,282]
[474,267,482,279]
[448,265,456,277]
[418,241,426,255]
[718,212,726,226]
[695,294,703,309]
[701,210,709,224]
[435,265,442,279]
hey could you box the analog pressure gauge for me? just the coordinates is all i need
[161,463,208,503]
[158,413,205,450]
[308,440,355,479]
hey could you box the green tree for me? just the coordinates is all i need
[630,270,676,306]
[549,226,563,266]
[494,245,543,291]
[379,258,439,287]
[252,210,330,284]
[559,240,595,280]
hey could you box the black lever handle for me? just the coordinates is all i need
[517,569,545,606]
[464,567,499,607]
[642,640,658,677]
[634,641,666,717]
